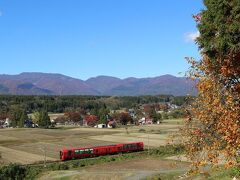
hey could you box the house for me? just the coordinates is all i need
[82,119,88,126]
[138,117,153,125]
[128,109,136,118]
[107,120,117,128]
[138,117,146,125]
[24,119,33,128]
[3,118,11,127]
[95,124,107,128]
[0,119,6,128]
[145,118,153,124]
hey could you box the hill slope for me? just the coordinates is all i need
[0,73,196,96]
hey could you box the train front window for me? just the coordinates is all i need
[60,151,63,159]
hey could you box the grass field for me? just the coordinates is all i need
[39,156,190,180]
[1,119,237,179]
[0,119,183,165]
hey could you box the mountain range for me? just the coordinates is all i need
[0,73,197,96]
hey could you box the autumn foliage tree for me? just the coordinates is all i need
[111,112,133,125]
[64,111,82,123]
[84,115,98,127]
[183,0,240,171]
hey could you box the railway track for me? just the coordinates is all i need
[25,151,146,167]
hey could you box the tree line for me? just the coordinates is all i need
[0,95,189,118]
[0,95,190,128]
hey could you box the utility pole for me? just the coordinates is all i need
[40,145,47,167]
[148,134,149,156]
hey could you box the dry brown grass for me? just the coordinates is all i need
[0,119,183,165]
[39,157,189,180]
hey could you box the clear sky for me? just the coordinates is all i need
[0,0,204,80]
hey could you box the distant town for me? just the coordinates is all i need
[0,95,189,129]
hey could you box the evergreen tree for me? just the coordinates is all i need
[197,0,240,88]
[151,111,162,123]
[18,111,28,128]
[38,110,51,128]
[8,105,23,127]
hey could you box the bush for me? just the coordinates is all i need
[25,166,42,180]
[229,167,240,178]
[71,161,81,168]
[0,163,27,180]
[58,163,69,170]
[139,128,146,132]
[148,145,185,157]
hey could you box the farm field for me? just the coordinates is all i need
[39,157,190,180]
[0,119,183,165]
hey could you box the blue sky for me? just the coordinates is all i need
[0,0,203,80]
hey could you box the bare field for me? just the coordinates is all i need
[88,133,169,147]
[0,146,56,164]
[39,157,190,180]
[0,119,183,165]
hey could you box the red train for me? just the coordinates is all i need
[60,142,144,161]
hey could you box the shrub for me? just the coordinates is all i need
[139,128,146,132]
[148,145,185,157]
[0,163,27,180]
[58,163,69,170]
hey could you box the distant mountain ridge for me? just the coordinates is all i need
[0,73,197,96]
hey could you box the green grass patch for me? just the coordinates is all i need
[147,144,185,157]
[144,172,183,180]
[206,167,240,180]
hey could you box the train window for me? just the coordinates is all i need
[90,149,93,153]
[80,150,84,154]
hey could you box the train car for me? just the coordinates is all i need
[60,142,144,161]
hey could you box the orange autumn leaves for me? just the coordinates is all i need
[183,1,240,172]
[183,57,240,171]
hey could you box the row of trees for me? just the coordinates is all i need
[0,95,188,115]
[56,110,133,126]
[0,95,187,128]
[1,105,51,128]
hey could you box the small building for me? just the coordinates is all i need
[138,117,146,125]
[107,120,117,128]
[95,124,107,128]
[24,119,33,128]
[138,117,153,125]
[4,118,11,127]
[145,118,153,124]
